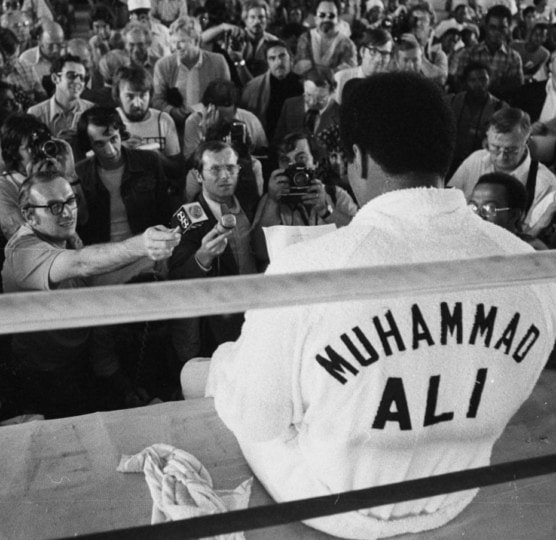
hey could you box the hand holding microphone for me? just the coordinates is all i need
[196,213,237,270]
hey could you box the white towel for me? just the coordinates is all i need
[118,443,253,540]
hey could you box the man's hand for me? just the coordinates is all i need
[301,179,327,212]
[142,226,182,261]
[200,104,220,135]
[195,226,233,269]
[268,169,290,202]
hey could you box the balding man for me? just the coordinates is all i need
[19,20,65,88]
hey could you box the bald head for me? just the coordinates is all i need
[67,38,93,70]
[40,21,65,61]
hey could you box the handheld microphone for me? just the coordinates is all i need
[215,213,237,234]
[171,202,209,234]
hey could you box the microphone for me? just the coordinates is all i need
[215,213,237,234]
[171,202,209,234]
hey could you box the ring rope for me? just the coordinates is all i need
[1,251,556,335]
[62,453,556,540]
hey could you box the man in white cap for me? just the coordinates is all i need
[127,0,171,58]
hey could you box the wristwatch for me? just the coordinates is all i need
[319,203,334,220]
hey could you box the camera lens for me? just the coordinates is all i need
[292,172,310,187]
[41,140,59,159]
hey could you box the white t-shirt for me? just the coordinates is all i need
[118,108,181,157]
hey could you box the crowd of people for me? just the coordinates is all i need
[0,0,555,424]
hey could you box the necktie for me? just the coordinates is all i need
[304,109,319,134]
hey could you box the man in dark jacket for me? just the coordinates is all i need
[169,140,259,364]
[75,106,174,284]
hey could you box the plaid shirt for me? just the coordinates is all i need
[455,41,523,97]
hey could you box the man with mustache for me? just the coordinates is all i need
[239,0,278,78]
[115,64,180,158]
[293,0,357,75]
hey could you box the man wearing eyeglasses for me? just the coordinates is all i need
[2,170,181,418]
[168,140,259,364]
[27,53,93,139]
[469,171,547,249]
[333,27,392,105]
[449,107,556,238]
[1,10,33,52]
[293,0,357,75]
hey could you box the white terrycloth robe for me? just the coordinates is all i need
[206,188,556,539]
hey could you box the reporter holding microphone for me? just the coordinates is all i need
[168,141,262,365]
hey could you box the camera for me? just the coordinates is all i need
[229,121,247,147]
[282,164,315,204]
[29,128,65,162]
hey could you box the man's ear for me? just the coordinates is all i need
[193,169,203,184]
[21,207,35,225]
[51,72,60,85]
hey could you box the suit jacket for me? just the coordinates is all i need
[168,194,255,351]
[273,96,340,146]
[510,80,546,123]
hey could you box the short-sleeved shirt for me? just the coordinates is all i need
[117,107,180,156]
[2,224,90,372]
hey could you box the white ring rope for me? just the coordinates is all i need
[1,251,556,335]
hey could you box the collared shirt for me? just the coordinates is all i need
[455,41,524,94]
[18,45,52,81]
[448,148,556,236]
[27,95,94,137]
[3,59,45,108]
[175,51,204,111]
[152,50,230,114]
[203,194,257,275]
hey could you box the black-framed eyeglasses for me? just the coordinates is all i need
[468,201,511,219]
[26,194,80,216]
[59,71,86,82]
[362,45,392,58]
[4,1,20,8]
[317,12,336,19]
